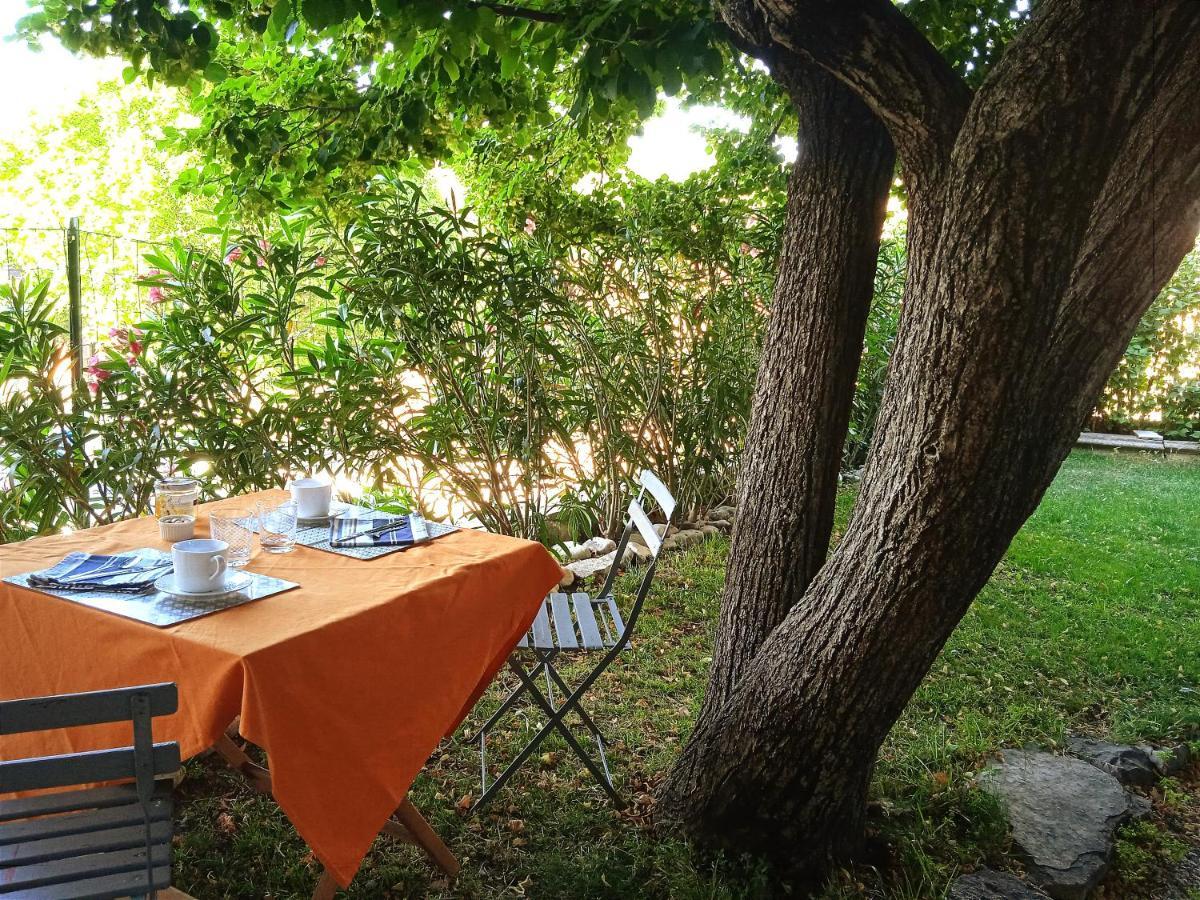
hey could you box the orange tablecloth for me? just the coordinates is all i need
[0,491,561,886]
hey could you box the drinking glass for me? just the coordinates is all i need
[211,509,255,568]
[257,500,297,554]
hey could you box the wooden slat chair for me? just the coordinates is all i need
[0,684,183,899]
[467,469,676,811]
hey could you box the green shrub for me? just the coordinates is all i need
[0,177,771,543]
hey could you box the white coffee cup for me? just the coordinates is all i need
[173,539,229,593]
[291,477,332,519]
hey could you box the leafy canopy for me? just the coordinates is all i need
[17,1,1030,205]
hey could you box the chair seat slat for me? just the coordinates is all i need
[0,820,172,869]
[529,603,554,649]
[602,595,627,644]
[0,842,170,892]
[0,795,171,847]
[571,593,605,649]
[548,593,578,649]
[0,864,172,899]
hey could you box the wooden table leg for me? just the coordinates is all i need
[209,729,459,892]
[389,798,460,877]
[212,734,273,796]
[312,870,339,900]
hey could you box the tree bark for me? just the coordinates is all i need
[660,0,1200,879]
[702,55,894,706]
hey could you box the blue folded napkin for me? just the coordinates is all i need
[328,514,428,548]
[27,551,172,595]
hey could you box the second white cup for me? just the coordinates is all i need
[290,477,333,519]
[173,538,229,593]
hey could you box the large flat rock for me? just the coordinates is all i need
[979,750,1149,899]
[948,869,1049,899]
[1065,736,1158,787]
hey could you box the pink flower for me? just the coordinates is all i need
[108,326,127,341]
[148,286,166,304]
[87,354,100,367]
[257,238,272,252]
[127,354,139,366]
[524,217,536,235]
[226,247,244,263]
[315,255,327,267]
[128,340,142,358]
[87,381,99,394]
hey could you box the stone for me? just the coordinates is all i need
[707,518,732,532]
[979,750,1150,899]
[660,535,678,552]
[672,529,705,549]
[582,536,616,556]
[1160,848,1200,899]
[1138,741,1192,777]
[623,541,653,565]
[557,566,576,588]
[562,541,594,562]
[567,551,617,581]
[709,505,737,522]
[1066,736,1158,787]
[948,869,1049,899]
[699,524,719,536]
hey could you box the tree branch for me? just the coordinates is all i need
[749,0,971,189]
[469,2,565,24]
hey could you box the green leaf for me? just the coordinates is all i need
[442,56,460,82]
[300,0,346,31]
[499,47,518,79]
[265,0,293,42]
[122,65,138,84]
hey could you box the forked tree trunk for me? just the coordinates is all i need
[660,0,1200,878]
[703,61,894,706]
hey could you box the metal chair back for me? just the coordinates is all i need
[0,683,181,898]
[596,469,677,648]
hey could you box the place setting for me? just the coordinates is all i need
[256,475,460,561]
[3,536,299,628]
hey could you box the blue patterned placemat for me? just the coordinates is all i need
[286,505,459,560]
[5,548,300,628]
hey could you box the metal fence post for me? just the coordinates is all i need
[66,217,83,383]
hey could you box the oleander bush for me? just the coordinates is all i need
[0,176,772,543]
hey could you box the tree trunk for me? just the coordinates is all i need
[703,60,894,706]
[660,0,1200,879]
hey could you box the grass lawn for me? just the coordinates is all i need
[173,450,1200,898]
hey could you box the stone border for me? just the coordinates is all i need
[555,505,736,588]
[1076,430,1199,455]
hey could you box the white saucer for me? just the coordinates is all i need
[295,501,351,524]
[154,570,252,599]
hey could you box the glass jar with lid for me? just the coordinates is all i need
[153,477,201,519]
